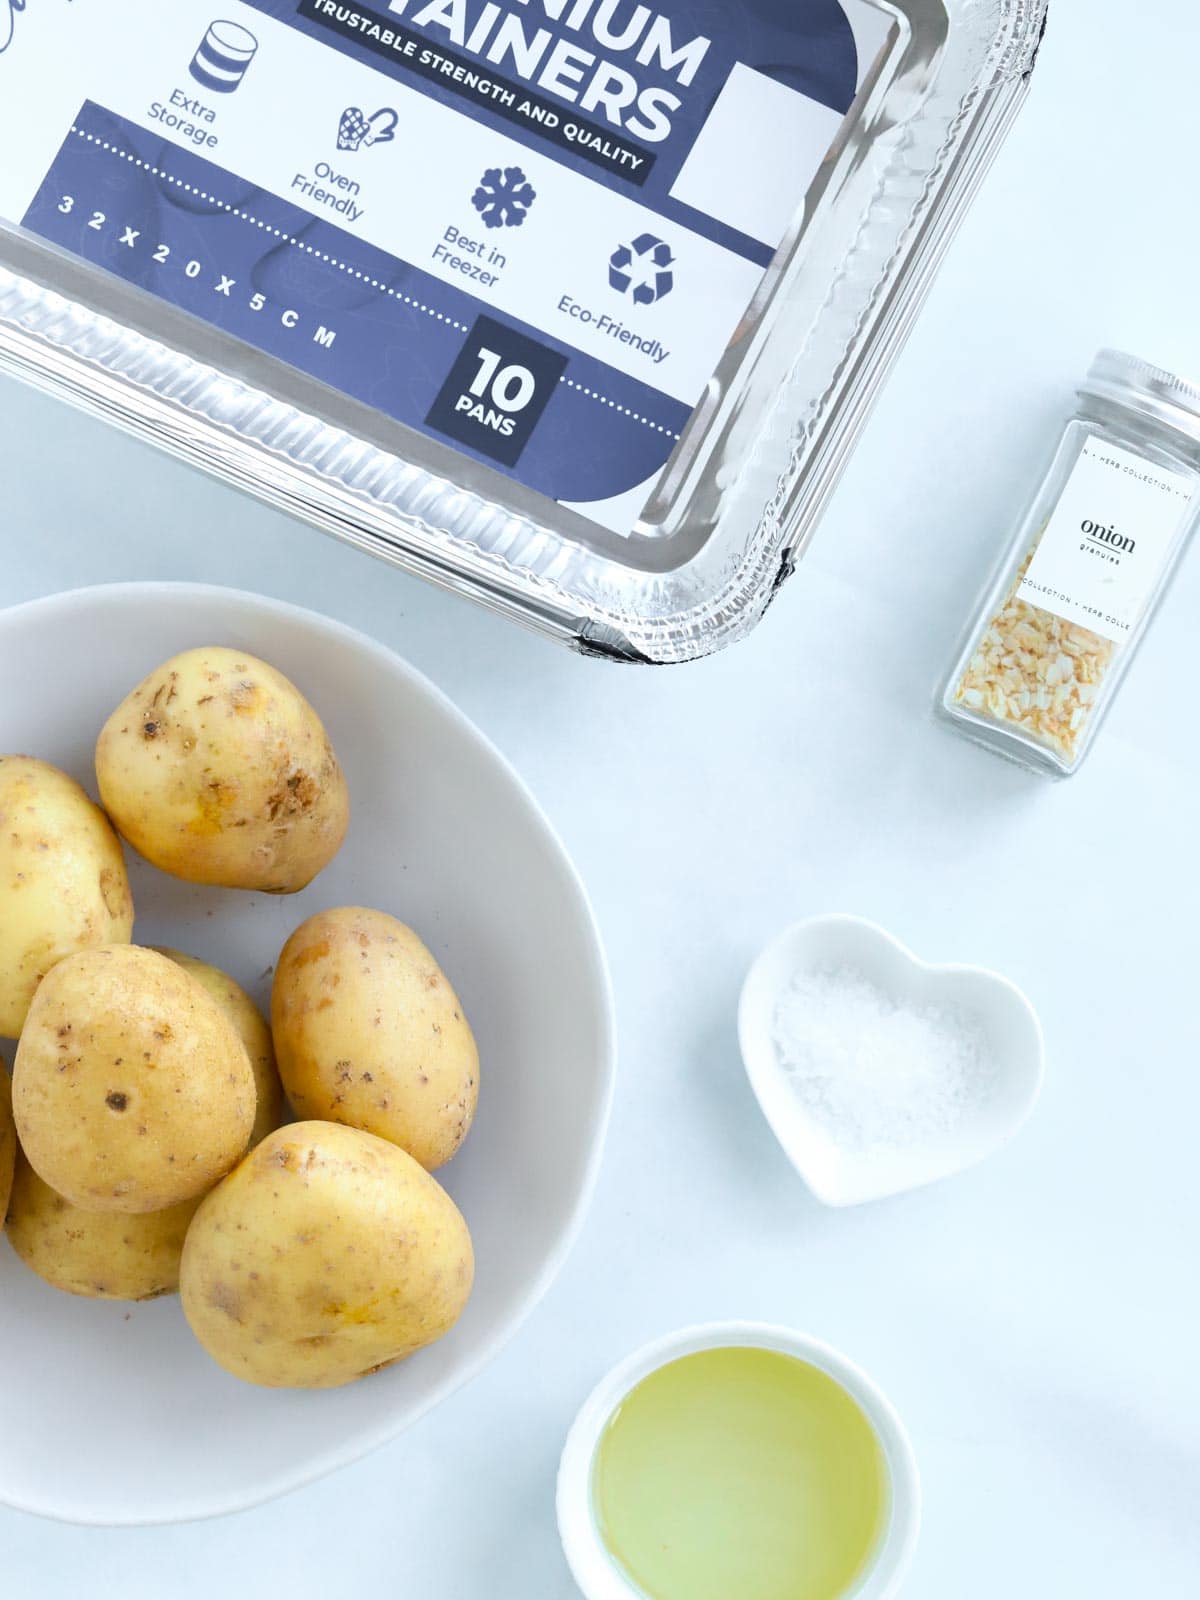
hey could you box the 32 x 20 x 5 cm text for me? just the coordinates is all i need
[53,195,341,348]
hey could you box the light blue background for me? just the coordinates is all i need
[2,1,1198,1593]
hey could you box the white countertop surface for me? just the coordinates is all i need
[3,1,1199,1593]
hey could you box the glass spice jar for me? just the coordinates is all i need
[939,350,1200,776]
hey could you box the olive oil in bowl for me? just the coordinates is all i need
[592,1347,889,1600]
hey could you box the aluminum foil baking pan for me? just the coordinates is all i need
[0,0,1047,661]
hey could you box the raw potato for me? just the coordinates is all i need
[0,1061,14,1224]
[13,945,255,1213]
[0,755,134,1037]
[273,908,479,1170]
[5,1152,198,1301]
[95,647,349,893]
[181,1122,474,1389]
[7,959,280,1301]
[154,949,283,1150]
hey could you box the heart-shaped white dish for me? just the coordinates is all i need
[738,916,1044,1206]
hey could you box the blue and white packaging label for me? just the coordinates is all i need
[0,0,892,535]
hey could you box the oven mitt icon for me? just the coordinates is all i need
[338,107,399,152]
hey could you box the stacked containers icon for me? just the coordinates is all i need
[190,21,259,94]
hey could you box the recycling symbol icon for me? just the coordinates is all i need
[609,233,675,305]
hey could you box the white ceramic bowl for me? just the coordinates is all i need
[557,1322,920,1600]
[0,583,614,1525]
[739,915,1044,1206]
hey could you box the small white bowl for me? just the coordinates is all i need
[739,916,1044,1207]
[557,1322,920,1600]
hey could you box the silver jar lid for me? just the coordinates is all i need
[1081,349,1200,448]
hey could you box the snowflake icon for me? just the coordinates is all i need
[471,166,537,229]
[609,234,675,305]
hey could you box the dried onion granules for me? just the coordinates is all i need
[940,351,1200,776]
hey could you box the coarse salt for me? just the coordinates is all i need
[771,966,996,1153]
